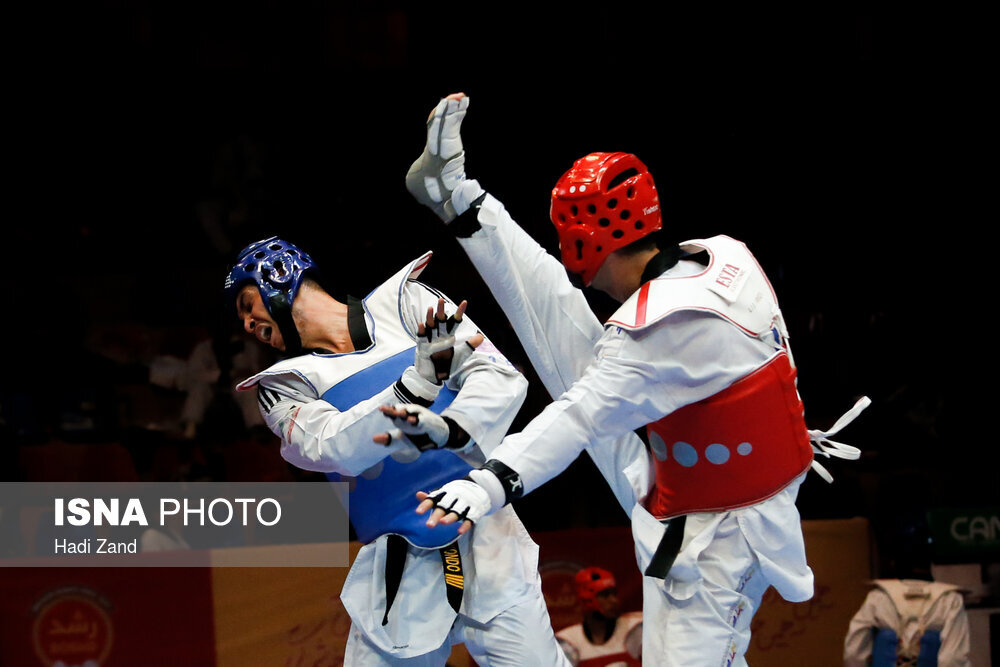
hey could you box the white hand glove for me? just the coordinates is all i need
[377,402,472,459]
[446,335,479,380]
[414,311,459,385]
[407,94,482,222]
[383,403,452,450]
[417,468,506,534]
[395,366,441,405]
[422,478,494,527]
[413,298,482,384]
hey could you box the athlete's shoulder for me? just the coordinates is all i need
[621,610,644,629]
[607,234,777,335]
[235,355,319,397]
[555,622,584,642]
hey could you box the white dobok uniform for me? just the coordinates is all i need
[451,189,820,666]
[556,611,644,667]
[237,253,570,666]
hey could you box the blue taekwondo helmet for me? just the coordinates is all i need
[224,236,320,355]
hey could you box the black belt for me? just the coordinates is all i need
[382,535,464,626]
[382,534,408,626]
[644,515,686,579]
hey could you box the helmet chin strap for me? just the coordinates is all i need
[266,292,304,356]
[565,267,587,290]
[639,243,683,284]
[566,242,683,292]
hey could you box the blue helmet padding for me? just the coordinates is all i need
[225,237,320,354]
[224,236,318,318]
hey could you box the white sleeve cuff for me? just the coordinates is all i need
[468,467,506,510]
[397,366,441,404]
[450,179,486,218]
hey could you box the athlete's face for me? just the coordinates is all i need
[593,588,621,619]
[236,285,285,351]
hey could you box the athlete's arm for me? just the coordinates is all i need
[419,312,773,530]
[843,589,881,667]
[408,93,650,511]
[379,281,528,458]
[258,367,439,476]
[488,312,769,494]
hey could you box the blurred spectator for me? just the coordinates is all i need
[141,511,190,552]
[0,505,26,557]
[148,328,270,442]
[844,511,971,666]
[843,579,970,667]
[556,567,642,667]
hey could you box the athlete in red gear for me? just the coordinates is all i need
[556,567,643,667]
[403,93,867,666]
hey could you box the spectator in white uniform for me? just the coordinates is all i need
[844,518,970,667]
[843,579,970,667]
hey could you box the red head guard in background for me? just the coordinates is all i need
[574,566,617,612]
[550,152,662,286]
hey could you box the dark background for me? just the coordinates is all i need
[4,4,985,574]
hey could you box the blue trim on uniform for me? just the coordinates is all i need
[322,348,416,410]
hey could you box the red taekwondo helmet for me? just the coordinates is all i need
[574,566,617,612]
[550,152,662,286]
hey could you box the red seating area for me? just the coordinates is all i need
[19,441,140,482]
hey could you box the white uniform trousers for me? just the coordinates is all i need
[639,516,769,667]
[344,592,572,666]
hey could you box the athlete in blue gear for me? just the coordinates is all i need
[226,237,570,665]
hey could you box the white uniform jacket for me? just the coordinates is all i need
[455,193,814,604]
[237,252,542,658]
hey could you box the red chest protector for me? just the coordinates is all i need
[644,351,813,520]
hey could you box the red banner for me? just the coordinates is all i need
[1,565,215,667]
[1,519,871,666]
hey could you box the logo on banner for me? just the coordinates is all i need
[31,586,114,667]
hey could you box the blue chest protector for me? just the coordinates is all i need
[322,348,472,548]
